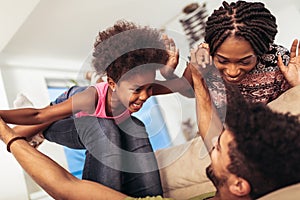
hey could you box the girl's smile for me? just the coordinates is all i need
[108,69,155,115]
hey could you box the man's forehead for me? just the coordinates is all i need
[220,129,235,148]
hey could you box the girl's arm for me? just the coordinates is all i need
[0,87,98,126]
[154,35,194,97]
[0,118,127,200]
[0,102,71,125]
[153,65,195,98]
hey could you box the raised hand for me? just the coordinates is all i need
[188,44,223,145]
[159,34,179,79]
[278,39,300,87]
[189,43,213,83]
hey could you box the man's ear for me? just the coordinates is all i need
[229,177,251,197]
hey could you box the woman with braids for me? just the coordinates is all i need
[0,20,187,197]
[189,0,300,105]
[185,0,300,140]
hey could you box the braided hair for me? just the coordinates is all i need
[92,20,169,83]
[205,1,277,56]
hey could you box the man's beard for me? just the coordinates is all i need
[206,164,228,188]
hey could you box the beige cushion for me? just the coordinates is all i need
[258,183,300,200]
[267,85,300,115]
[155,137,216,199]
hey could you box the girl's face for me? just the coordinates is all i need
[213,36,258,84]
[114,70,156,113]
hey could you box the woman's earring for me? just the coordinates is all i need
[112,88,116,92]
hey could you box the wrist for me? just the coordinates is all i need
[160,66,177,79]
[164,73,178,80]
[7,136,27,152]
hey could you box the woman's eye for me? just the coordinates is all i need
[218,60,229,64]
[239,60,251,65]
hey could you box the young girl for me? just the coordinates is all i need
[0,20,188,197]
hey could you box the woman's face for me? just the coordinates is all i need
[213,36,258,84]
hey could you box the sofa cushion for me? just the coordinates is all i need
[155,137,216,199]
[258,183,300,200]
[267,85,300,116]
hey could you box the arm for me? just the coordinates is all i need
[0,101,73,125]
[189,46,223,150]
[0,87,98,125]
[12,123,51,138]
[153,63,195,97]
[0,118,127,200]
[278,39,300,87]
[152,76,194,97]
[154,35,195,97]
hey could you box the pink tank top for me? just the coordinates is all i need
[76,82,131,123]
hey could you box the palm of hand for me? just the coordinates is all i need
[160,34,179,78]
[166,47,179,69]
[285,56,300,87]
[279,39,300,87]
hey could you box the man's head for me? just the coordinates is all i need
[207,86,300,199]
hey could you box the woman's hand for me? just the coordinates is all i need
[188,44,212,99]
[159,34,179,79]
[278,39,300,87]
[189,43,213,87]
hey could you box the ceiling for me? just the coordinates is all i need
[0,0,206,72]
[1,0,300,73]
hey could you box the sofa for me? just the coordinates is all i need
[156,85,300,200]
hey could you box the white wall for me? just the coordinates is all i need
[0,0,40,52]
[0,69,29,200]
[0,66,78,200]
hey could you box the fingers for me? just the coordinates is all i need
[195,48,210,69]
[190,44,211,70]
[167,38,176,52]
[277,53,286,73]
[190,48,197,65]
[199,42,209,49]
[290,39,299,58]
[162,34,177,52]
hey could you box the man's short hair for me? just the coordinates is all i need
[224,84,300,199]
